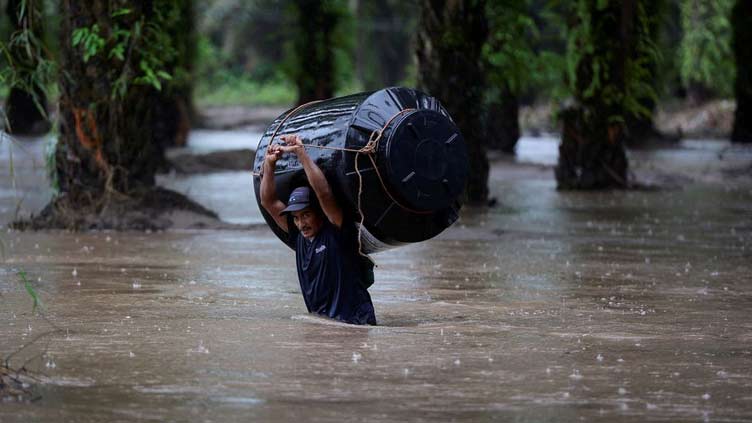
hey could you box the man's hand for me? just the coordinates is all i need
[279,134,306,156]
[265,143,283,166]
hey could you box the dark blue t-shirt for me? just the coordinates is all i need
[287,218,376,325]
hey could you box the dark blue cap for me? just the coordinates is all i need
[280,186,313,216]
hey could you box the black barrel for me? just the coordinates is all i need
[252,87,468,253]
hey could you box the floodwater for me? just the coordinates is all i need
[2,131,752,421]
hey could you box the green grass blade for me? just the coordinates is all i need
[19,270,41,313]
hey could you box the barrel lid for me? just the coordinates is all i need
[383,109,468,211]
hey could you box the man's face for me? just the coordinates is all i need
[291,207,324,239]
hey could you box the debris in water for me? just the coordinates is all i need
[72,268,77,277]
[352,352,362,363]
[702,393,710,400]
[618,387,627,395]
[188,341,210,354]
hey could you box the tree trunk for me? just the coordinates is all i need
[355,0,414,90]
[731,0,752,143]
[153,0,195,148]
[54,1,165,195]
[484,86,520,153]
[624,0,665,146]
[21,0,215,230]
[416,0,490,205]
[3,0,49,135]
[556,0,644,189]
[291,0,339,105]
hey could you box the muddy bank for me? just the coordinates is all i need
[166,148,254,174]
[12,187,240,231]
[522,99,736,140]
[196,105,286,131]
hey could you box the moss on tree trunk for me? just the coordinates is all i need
[416,0,490,205]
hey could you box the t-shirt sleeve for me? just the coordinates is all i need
[334,218,359,249]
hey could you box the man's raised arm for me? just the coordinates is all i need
[259,143,289,232]
[279,135,343,228]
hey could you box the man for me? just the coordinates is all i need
[259,134,377,325]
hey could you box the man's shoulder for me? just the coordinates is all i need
[325,218,359,242]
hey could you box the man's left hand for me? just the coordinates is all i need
[279,134,305,156]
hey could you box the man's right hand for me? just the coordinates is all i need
[265,143,283,167]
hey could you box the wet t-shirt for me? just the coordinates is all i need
[287,218,376,325]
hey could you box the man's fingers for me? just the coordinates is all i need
[280,134,303,145]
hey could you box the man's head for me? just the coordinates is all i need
[280,186,324,239]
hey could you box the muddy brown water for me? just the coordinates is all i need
[1,132,752,421]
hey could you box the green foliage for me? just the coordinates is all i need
[0,0,57,120]
[70,2,185,99]
[485,0,537,94]
[677,0,734,97]
[484,0,570,103]
[18,270,42,313]
[193,31,295,106]
[566,0,660,121]
[194,72,296,107]
[71,24,105,62]
[280,0,354,100]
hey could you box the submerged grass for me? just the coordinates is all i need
[0,269,56,403]
[19,270,42,313]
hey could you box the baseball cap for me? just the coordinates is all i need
[279,186,314,216]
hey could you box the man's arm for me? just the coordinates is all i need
[280,134,344,228]
[259,143,289,232]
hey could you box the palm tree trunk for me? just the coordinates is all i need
[416,0,490,204]
[731,0,752,143]
[556,0,647,189]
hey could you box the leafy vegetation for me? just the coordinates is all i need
[678,0,734,98]
[484,0,568,102]
[565,0,660,123]
[69,4,183,99]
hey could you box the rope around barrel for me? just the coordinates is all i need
[254,101,433,259]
